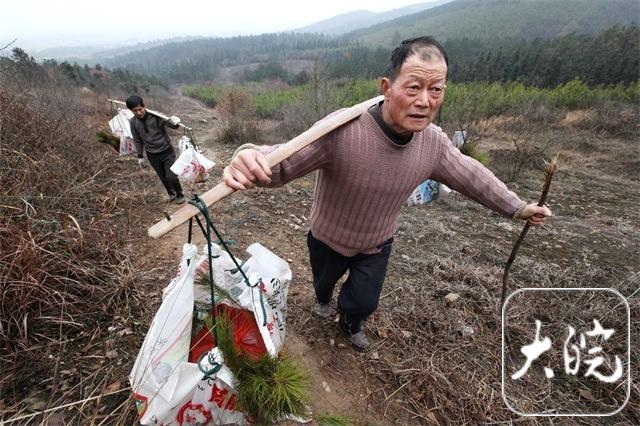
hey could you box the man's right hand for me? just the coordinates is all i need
[223,149,272,190]
[138,157,147,168]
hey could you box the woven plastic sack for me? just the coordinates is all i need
[171,145,215,183]
[192,242,291,356]
[108,108,136,156]
[130,243,246,425]
[240,243,291,355]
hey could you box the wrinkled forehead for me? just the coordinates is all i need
[410,45,446,66]
[399,54,448,80]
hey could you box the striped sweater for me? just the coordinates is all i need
[247,109,524,256]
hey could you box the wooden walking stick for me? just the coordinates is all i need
[501,154,559,339]
[147,95,384,239]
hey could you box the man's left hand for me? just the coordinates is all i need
[519,203,552,226]
[169,116,181,126]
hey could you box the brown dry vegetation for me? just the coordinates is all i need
[0,77,638,426]
[0,77,166,424]
[194,96,639,424]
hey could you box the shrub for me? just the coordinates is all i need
[217,88,261,144]
[216,308,308,423]
[460,140,490,165]
[182,84,226,108]
[0,86,141,421]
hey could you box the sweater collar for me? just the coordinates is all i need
[366,101,415,146]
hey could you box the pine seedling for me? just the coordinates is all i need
[95,129,120,151]
[214,308,309,424]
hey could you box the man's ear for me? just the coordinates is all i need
[380,77,391,98]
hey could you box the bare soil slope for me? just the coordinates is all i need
[124,92,639,424]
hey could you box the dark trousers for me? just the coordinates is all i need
[307,231,392,333]
[146,147,183,197]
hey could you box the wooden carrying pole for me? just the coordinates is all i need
[148,95,384,239]
[107,98,193,132]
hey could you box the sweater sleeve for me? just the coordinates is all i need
[130,119,144,158]
[232,110,350,187]
[430,134,525,218]
[235,133,333,188]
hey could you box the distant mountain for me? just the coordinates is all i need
[348,0,640,46]
[32,36,206,64]
[33,45,123,61]
[102,0,639,84]
[295,1,453,35]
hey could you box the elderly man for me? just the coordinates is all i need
[223,37,551,350]
[127,95,186,204]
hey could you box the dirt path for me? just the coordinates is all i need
[127,90,640,425]
[133,90,384,425]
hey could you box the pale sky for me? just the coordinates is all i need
[1,0,428,50]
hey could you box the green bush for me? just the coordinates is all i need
[442,79,638,124]
[183,79,639,138]
[244,62,289,83]
[252,85,307,118]
[333,79,379,107]
[182,84,226,108]
[460,140,490,165]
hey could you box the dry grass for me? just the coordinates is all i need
[0,83,145,424]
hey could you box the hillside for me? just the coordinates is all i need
[348,0,639,46]
[294,0,452,35]
[104,0,639,84]
[2,33,639,425]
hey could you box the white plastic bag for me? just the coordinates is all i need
[406,180,451,206]
[108,108,136,156]
[178,135,194,154]
[240,243,292,355]
[130,244,246,425]
[452,130,467,148]
[108,108,134,139]
[171,146,215,183]
[407,130,465,206]
[131,242,293,424]
[195,242,292,355]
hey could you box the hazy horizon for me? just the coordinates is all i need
[2,0,438,53]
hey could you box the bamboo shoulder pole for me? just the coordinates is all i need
[107,98,193,132]
[147,95,384,239]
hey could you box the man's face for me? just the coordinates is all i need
[131,105,146,119]
[380,55,447,135]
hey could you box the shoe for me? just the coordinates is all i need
[338,322,370,351]
[312,302,332,319]
[175,195,186,204]
[167,194,177,203]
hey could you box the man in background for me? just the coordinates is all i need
[127,95,185,204]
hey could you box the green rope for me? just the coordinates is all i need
[196,347,222,379]
[188,195,268,327]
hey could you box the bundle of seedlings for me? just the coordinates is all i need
[213,306,309,424]
[95,128,121,152]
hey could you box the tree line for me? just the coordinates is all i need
[1,48,167,95]
[101,24,638,88]
[327,25,639,87]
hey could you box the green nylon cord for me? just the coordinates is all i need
[196,349,223,379]
[188,195,268,326]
